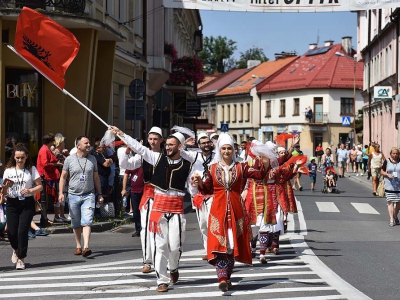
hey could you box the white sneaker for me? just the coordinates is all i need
[360,173,363,176]
[356,174,359,177]
[11,250,18,264]
[16,259,25,270]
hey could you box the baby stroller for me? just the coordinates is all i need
[322,166,340,194]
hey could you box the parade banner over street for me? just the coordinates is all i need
[163,0,400,13]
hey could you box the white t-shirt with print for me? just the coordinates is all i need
[3,166,40,198]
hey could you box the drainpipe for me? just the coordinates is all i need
[368,11,372,146]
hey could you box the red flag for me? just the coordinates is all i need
[14,7,80,90]
[274,133,296,147]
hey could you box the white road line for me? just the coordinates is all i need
[85,287,336,300]
[254,296,345,300]
[0,265,312,282]
[293,200,372,300]
[351,203,380,214]
[0,286,336,299]
[287,211,295,233]
[0,271,317,290]
[296,200,308,235]
[316,202,340,213]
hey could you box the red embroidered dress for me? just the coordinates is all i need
[200,160,267,265]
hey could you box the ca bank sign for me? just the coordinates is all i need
[374,86,392,101]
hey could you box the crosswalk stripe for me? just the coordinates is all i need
[85,287,337,300]
[253,296,346,300]
[0,286,337,299]
[351,203,380,214]
[0,271,318,290]
[316,202,340,212]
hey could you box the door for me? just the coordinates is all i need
[5,69,42,163]
[314,97,323,123]
[314,133,323,155]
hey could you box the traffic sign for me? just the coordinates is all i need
[220,123,229,132]
[342,116,351,126]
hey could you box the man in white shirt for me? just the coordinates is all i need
[117,127,163,275]
[112,126,192,293]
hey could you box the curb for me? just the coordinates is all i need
[38,218,132,234]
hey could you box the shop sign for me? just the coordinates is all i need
[309,126,327,131]
[6,82,36,99]
[374,86,392,101]
[195,123,213,130]
[276,126,287,133]
[261,126,273,132]
[288,125,302,132]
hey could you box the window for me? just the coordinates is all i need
[293,98,299,115]
[246,103,251,121]
[265,101,271,117]
[240,104,243,122]
[212,109,216,124]
[227,105,230,122]
[220,105,224,122]
[280,99,286,117]
[341,98,354,115]
[233,105,237,122]
[229,81,242,88]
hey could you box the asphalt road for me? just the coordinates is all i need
[296,170,399,300]
[0,172,393,300]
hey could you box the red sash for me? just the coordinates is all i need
[193,192,212,210]
[139,184,155,210]
[149,194,184,233]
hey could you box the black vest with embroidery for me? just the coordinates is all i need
[142,158,154,184]
[150,155,192,193]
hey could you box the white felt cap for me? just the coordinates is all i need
[148,126,162,136]
[197,133,209,143]
[171,132,185,145]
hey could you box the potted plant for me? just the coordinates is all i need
[169,55,205,86]
[164,41,178,59]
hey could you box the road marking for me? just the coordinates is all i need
[316,202,340,212]
[295,200,372,300]
[297,200,308,235]
[351,203,380,214]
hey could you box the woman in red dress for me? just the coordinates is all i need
[191,134,270,292]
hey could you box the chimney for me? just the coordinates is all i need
[324,40,334,47]
[309,43,317,50]
[342,36,352,55]
[247,60,261,69]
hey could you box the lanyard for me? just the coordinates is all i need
[15,168,25,188]
[76,155,88,174]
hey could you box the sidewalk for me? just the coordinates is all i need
[32,213,132,234]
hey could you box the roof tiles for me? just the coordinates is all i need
[198,68,249,97]
[258,44,364,93]
[216,56,298,96]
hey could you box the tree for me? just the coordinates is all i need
[198,36,237,74]
[236,47,269,69]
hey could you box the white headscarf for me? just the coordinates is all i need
[277,147,286,153]
[212,133,236,164]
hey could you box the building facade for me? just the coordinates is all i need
[258,40,364,158]
[357,8,399,154]
[0,0,201,164]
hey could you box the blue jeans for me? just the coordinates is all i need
[68,193,95,228]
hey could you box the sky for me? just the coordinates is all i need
[200,10,357,61]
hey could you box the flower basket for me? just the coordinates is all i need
[169,56,205,86]
[164,41,178,59]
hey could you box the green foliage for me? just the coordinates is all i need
[198,35,237,74]
[236,47,269,69]
[355,108,363,134]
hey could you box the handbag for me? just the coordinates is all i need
[34,200,42,213]
[377,180,385,197]
[99,202,115,218]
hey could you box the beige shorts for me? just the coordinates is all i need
[371,167,381,177]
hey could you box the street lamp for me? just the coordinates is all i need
[335,52,357,145]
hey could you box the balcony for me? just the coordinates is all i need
[305,112,329,124]
[147,55,172,95]
[0,0,86,14]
